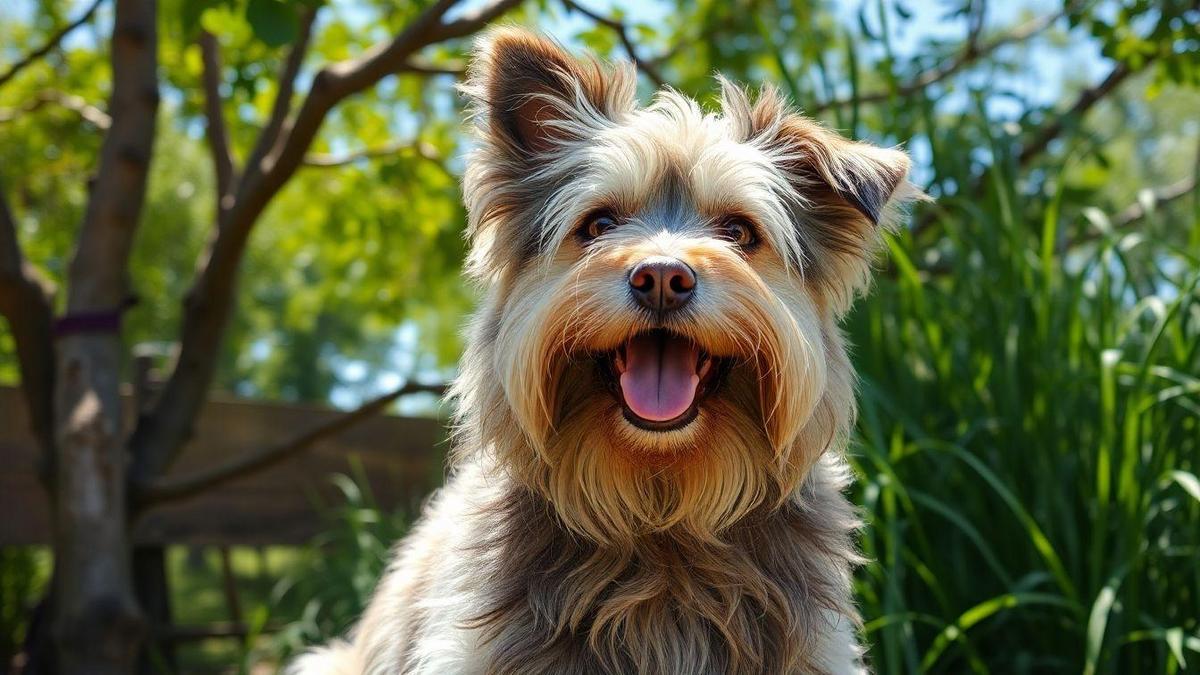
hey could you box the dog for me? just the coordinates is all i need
[290,27,919,675]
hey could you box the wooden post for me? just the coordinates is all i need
[131,352,176,675]
[132,548,174,675]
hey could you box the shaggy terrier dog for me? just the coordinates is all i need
[292,27,918,675]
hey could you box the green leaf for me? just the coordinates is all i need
[1166,627,1187,669]
[1083,568,1127,675]
[1168,470,1200,504]
[246,0,299,47]
[179,0,219,36]
[921,593,1078,670]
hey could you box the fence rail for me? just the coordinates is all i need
[0,385,446,546]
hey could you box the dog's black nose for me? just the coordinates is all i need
[629,257,696,313]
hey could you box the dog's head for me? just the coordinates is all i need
[457,28,918,543]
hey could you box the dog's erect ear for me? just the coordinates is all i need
[465,28,634,157]
[776,116,912,227]
[724,82,914,228]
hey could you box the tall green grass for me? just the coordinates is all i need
[264,466,409,667]
[847,114,1200,672]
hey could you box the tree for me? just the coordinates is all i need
[0,0,524,671]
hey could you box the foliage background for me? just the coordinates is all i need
[1,0,1198,672]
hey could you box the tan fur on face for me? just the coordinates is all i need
[456,227,840,545]
[290,27,921,675]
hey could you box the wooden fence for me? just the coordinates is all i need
[0,384,446,664]
[0,385,446,546]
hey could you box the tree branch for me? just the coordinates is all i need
[129,0,524,484]
[426,0,527,42]
[966,0,988,57]
[911,173,1197,281]
[247,0,525,216]
[133,381,447,508]
[199,32,235,213]
[0,0,106,90]
[241,6,317,193]
[65,0,159,313]
[0,184,56,460]
[0,89,111,128]
[813,4,1071,113]
[303,139,450,176]
[910,57,1150,241]
[561,0,666,87]
[1111,177,1196,228]
[1017,60,1141,167]
[1064,176,1198,249]
[398,59,467,77]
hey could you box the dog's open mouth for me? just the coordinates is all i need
[600,329,726,432]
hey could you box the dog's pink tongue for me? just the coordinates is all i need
[619,333,700,422]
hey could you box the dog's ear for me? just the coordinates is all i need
[465,28,634,158]
[724,82,922,309]
[723,81,916,230]
[777,116,912,227]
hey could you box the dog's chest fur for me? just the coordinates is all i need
[374,459,864,675]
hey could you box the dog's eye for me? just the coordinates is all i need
[718,217,758,248]
[579,211,619,242]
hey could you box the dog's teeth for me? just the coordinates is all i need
[698,356,712,378]
[614,350,626,373]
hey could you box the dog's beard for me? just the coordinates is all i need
[476,242,851,544]
[541,362,772,544]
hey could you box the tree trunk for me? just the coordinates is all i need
[51,335,144,674]
[45,0,160,671]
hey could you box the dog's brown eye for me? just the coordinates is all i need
[580,212,619,242]
[718,217,758,248]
